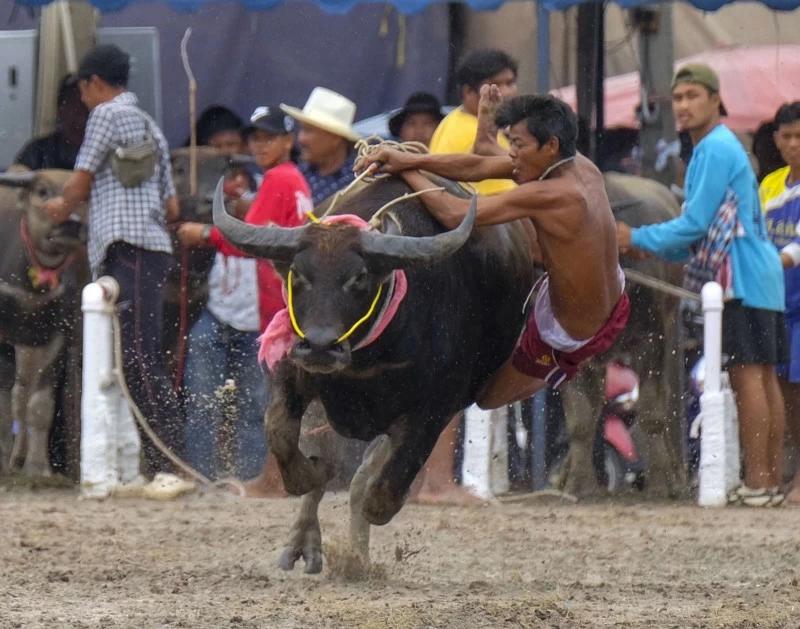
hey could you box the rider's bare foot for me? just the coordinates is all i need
[238,456,288,498]
[411,473,485,506]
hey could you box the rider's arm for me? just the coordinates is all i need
[417,152,513,181]
[401,170,577,229]
[359,149,513,182]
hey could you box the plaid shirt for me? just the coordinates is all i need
[75,91,174,272]
[299,153,355,206]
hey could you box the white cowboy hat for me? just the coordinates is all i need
[280,87,361,142]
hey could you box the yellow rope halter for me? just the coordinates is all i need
[287,269,384,344]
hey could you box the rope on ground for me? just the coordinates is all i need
[110,309,247,497]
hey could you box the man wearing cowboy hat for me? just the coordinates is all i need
[388,92,445,147]
[281,87,361,206]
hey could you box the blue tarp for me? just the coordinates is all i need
[14,0,505,14]
[13,0,800,13]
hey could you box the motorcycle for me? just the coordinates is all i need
[592,359,646,492]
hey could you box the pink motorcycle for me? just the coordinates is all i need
[593,360,646,492]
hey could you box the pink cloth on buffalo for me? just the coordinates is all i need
[258,214,408,372]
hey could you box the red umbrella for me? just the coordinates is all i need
[552,45,800,132]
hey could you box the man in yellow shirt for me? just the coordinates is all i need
[430,49,518,196]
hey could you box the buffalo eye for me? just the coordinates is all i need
[342,268,369,293]
[36,185,49,199]
[291,268,311,290]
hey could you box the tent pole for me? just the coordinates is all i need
[636,4,676,186]
[536,2,550,94]
[576,1,604,159]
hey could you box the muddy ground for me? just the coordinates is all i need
[1,485,799,629]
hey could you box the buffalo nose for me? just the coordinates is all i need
[304,328,342,351]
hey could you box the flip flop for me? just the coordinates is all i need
[142,472,196,500]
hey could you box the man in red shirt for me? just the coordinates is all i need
[178,106,311,482]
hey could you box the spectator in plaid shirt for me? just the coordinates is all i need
[45,44,184,479]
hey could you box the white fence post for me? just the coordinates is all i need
[80,276,140,498]
[698,281,729,507]
[461,404,509,499]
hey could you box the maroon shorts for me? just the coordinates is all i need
[511,292,631,388]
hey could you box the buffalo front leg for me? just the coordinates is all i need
[14,340,63,477]
[267,369,331,496]
[362,419,442,526]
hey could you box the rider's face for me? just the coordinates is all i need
[506,121,558,183]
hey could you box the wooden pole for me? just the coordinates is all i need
[180,28,197,197]
[636,4,676,186]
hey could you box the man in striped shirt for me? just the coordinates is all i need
[45,44,184,480]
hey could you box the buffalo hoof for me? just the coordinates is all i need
[278,544,323,574]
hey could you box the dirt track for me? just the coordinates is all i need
[1,486,799,629]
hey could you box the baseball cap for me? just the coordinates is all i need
[77,44,130,87]
[671,63,728,117]
[243,105,295,137]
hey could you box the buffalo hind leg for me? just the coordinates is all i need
[0,344,14,473]
[362,420,442,525]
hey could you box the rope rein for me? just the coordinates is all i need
[320,136,440,222]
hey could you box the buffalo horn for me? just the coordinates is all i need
[211,177,305,261]
[360,194,477,268]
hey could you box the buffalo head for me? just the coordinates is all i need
[212,178,476,373]
[171,147,256,222]
[0,169,85,257]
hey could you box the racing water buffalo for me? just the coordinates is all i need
[0,170,85,476]
[213,175,534,572]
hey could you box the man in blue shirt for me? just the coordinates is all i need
[617,64,787,506]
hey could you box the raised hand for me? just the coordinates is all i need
[473,84,507,157]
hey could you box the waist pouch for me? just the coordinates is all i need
[111,135,157,188]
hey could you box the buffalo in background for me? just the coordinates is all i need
[556,172,685,497]
[0,170,86,476]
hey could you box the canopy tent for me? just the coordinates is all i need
[13,0,800,13]
[552,45,800,132]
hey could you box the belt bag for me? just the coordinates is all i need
[110,110,158,188]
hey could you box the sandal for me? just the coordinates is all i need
[727,485,772,507]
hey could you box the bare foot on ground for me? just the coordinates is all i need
[411,473,485,506]
[237,457,288,498]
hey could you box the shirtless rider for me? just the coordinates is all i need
[356,94,628,409]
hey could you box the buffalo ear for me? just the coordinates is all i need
[271,260,291,281]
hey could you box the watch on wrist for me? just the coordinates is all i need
[202,224,212,242]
